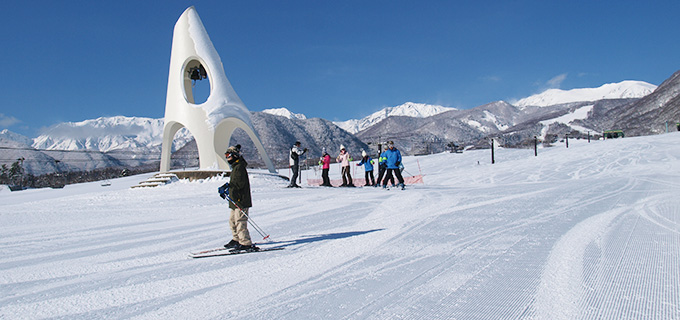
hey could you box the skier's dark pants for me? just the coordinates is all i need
[376,165,386,186]
[383,170,395,186]
[289,164,299,186]
[364,170,375,186]
[321,168,331,186]
[341,166,353,186]
[383,168,404,186]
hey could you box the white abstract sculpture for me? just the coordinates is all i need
[160,6,276,173]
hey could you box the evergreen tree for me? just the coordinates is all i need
[0,164,9,184]
[9,158,24,186]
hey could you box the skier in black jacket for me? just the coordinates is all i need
[219,146,258,252]
[288,141,307,188]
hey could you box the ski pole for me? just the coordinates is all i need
[225,195,272,242]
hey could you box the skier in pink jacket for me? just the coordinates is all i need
[320,148,332,187]
[336,145,354,187]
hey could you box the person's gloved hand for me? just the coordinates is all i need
[218,183,229,199]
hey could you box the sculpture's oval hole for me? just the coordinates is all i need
[183,59,211,104]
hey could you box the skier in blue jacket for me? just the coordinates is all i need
[382,141,405,190]
[356,150,375,186]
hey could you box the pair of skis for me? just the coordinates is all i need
[190,190,282,258]
[189,246,284,259]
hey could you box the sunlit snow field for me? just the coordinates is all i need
[1,133,679,319]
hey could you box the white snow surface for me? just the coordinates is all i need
[539,104,595,137]
[515,80,657,108]
[2,133,680,319]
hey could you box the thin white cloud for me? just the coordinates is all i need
[546,73,568,89]
[0,113,20,127]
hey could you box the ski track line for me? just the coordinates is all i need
[332,178,632,318]
[590,189,680,319]
[311,179,633,319]
[533,205,628,320]
[345,182,634,319]
[409,179,639,319]
[534,179,635,320]
[350,235,533,320]
[534,177,680,319]
[590,211,640,319]
[637,194,680,234]
[357,177,632,318]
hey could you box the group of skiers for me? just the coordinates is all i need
[290,140,406,190]
[216,140,407,253]
[373,141,406,190]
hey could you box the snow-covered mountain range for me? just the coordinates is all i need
[32,116,194,153]
[3,75,678,176]
[352,80,663,154]
[334,102,455,134]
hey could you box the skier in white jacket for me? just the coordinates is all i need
[288,141,307,188]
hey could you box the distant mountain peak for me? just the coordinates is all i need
[514,80,657,108]
[0,129,33,147]
[335,102,455,134]
[384,102,456,118]
[261,107,307,120]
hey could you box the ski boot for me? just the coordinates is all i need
[224,239,239,249]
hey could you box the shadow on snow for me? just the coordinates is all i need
[268,229,384,248]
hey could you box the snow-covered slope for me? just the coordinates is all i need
[335,102,455,134]
[261,107,307,120]
[515,80,657,108]
[32,116,193,153]
[2,133,679,318]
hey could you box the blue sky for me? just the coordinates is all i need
[1,0,678,138]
